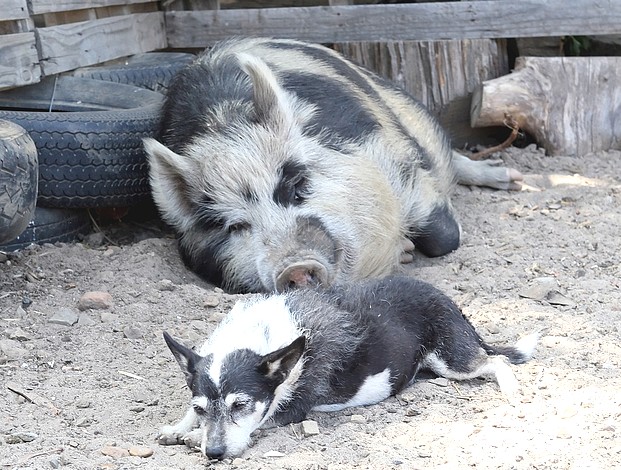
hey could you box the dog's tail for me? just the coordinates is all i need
[482,332,539,364]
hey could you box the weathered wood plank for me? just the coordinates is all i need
[0,32,41,90]
[1,0,29,21]
[28,0,157,15]
[166,0,621,47]
[36,12,166,76]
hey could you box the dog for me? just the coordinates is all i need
[158,275,537,459]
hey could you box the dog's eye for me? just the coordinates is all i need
[227,221,250,234]
[193,404,206,415]
[230,400,248,412]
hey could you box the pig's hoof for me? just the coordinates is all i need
[400,238,415,264]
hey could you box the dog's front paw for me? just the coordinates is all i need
[181,429,203,450]
[158,425,189,446]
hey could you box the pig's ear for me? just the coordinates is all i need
[163,331,202,388]
[236,53,293,128]
[258,335,306,385]
[143,138,195,230]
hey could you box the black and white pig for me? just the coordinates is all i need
[144,37,522,293]
[159,275,537,459]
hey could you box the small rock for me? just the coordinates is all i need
[5,431,38,443]
[100,311,117,323]
[123,325,143,340]
[0,338,28,359]
[8,327,31,341]
[203,295,220,308]
[263,450,285,458]
[75,417,92,427]
[350,414,366,424]
[130,406,145,413]
[77,314,96,327]
[557,405,579,419]
[101,445,130,459]
[518,277,574,306]
[48,308,79,327]
[21,296,32,308]
[75,399,91,409]
[14,305,27,318]
[84,232,105,247]
[49,455,63,468]
[157,279,176,291]
[429,377,450,387]
[128,445,154,458]
[232,457,245,467]
[300,420,320,437]
[405,407,421,417]
[78,291,113,311]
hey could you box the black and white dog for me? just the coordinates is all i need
[159,275,537,459]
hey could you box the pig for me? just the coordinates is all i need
[144,37,522,293]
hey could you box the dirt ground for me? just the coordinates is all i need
[1,145,620,470]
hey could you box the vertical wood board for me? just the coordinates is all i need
[0,32,41,90]
[36,11,166,76]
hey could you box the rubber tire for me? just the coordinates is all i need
[0,206,91,252]
[71,52,196,92]
[0,76,165,209]
[0,120,38,244]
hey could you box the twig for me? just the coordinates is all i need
[18,447,63,465]
[467,114,521,161]
[6,382,60,415]
[87,210,118,247]
[118,370,147,381]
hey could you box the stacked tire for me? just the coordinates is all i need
[0,52,195,251]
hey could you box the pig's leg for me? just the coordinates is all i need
[411,204,461,258]
[452,151,523,191]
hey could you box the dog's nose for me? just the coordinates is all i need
[205,445,226,460]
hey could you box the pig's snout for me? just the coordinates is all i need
[276,260,328,291]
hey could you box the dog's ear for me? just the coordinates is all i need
[258,335,306,384]
[163,331,202,388]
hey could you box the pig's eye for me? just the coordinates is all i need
[227,222,250,234]
[292,177,309,204]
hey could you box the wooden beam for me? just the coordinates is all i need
[0,32,41,90]
[165,0,621,47]
[27,0,157,15]
[36,12,166,76]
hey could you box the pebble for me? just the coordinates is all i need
[75,398,92,409]
[78,314,97,327]
[100,312,118,323]
[263,450,285,458]
[101,445,130,459]
[300,420,320,437]
[123,325,143,340]
[429,377,450,387]
[78,291,113,311]
[128,445,154,458]
[48,308,79,327]
[232,457,245,467]
[49,455,63,469]
[203,295,220,308]
[5,431,38,444]
[8,327,30,341]
[0,338,28,359]
[350,414,366,424]
[157,279,176,291]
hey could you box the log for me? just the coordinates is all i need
[471,56,621,156]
